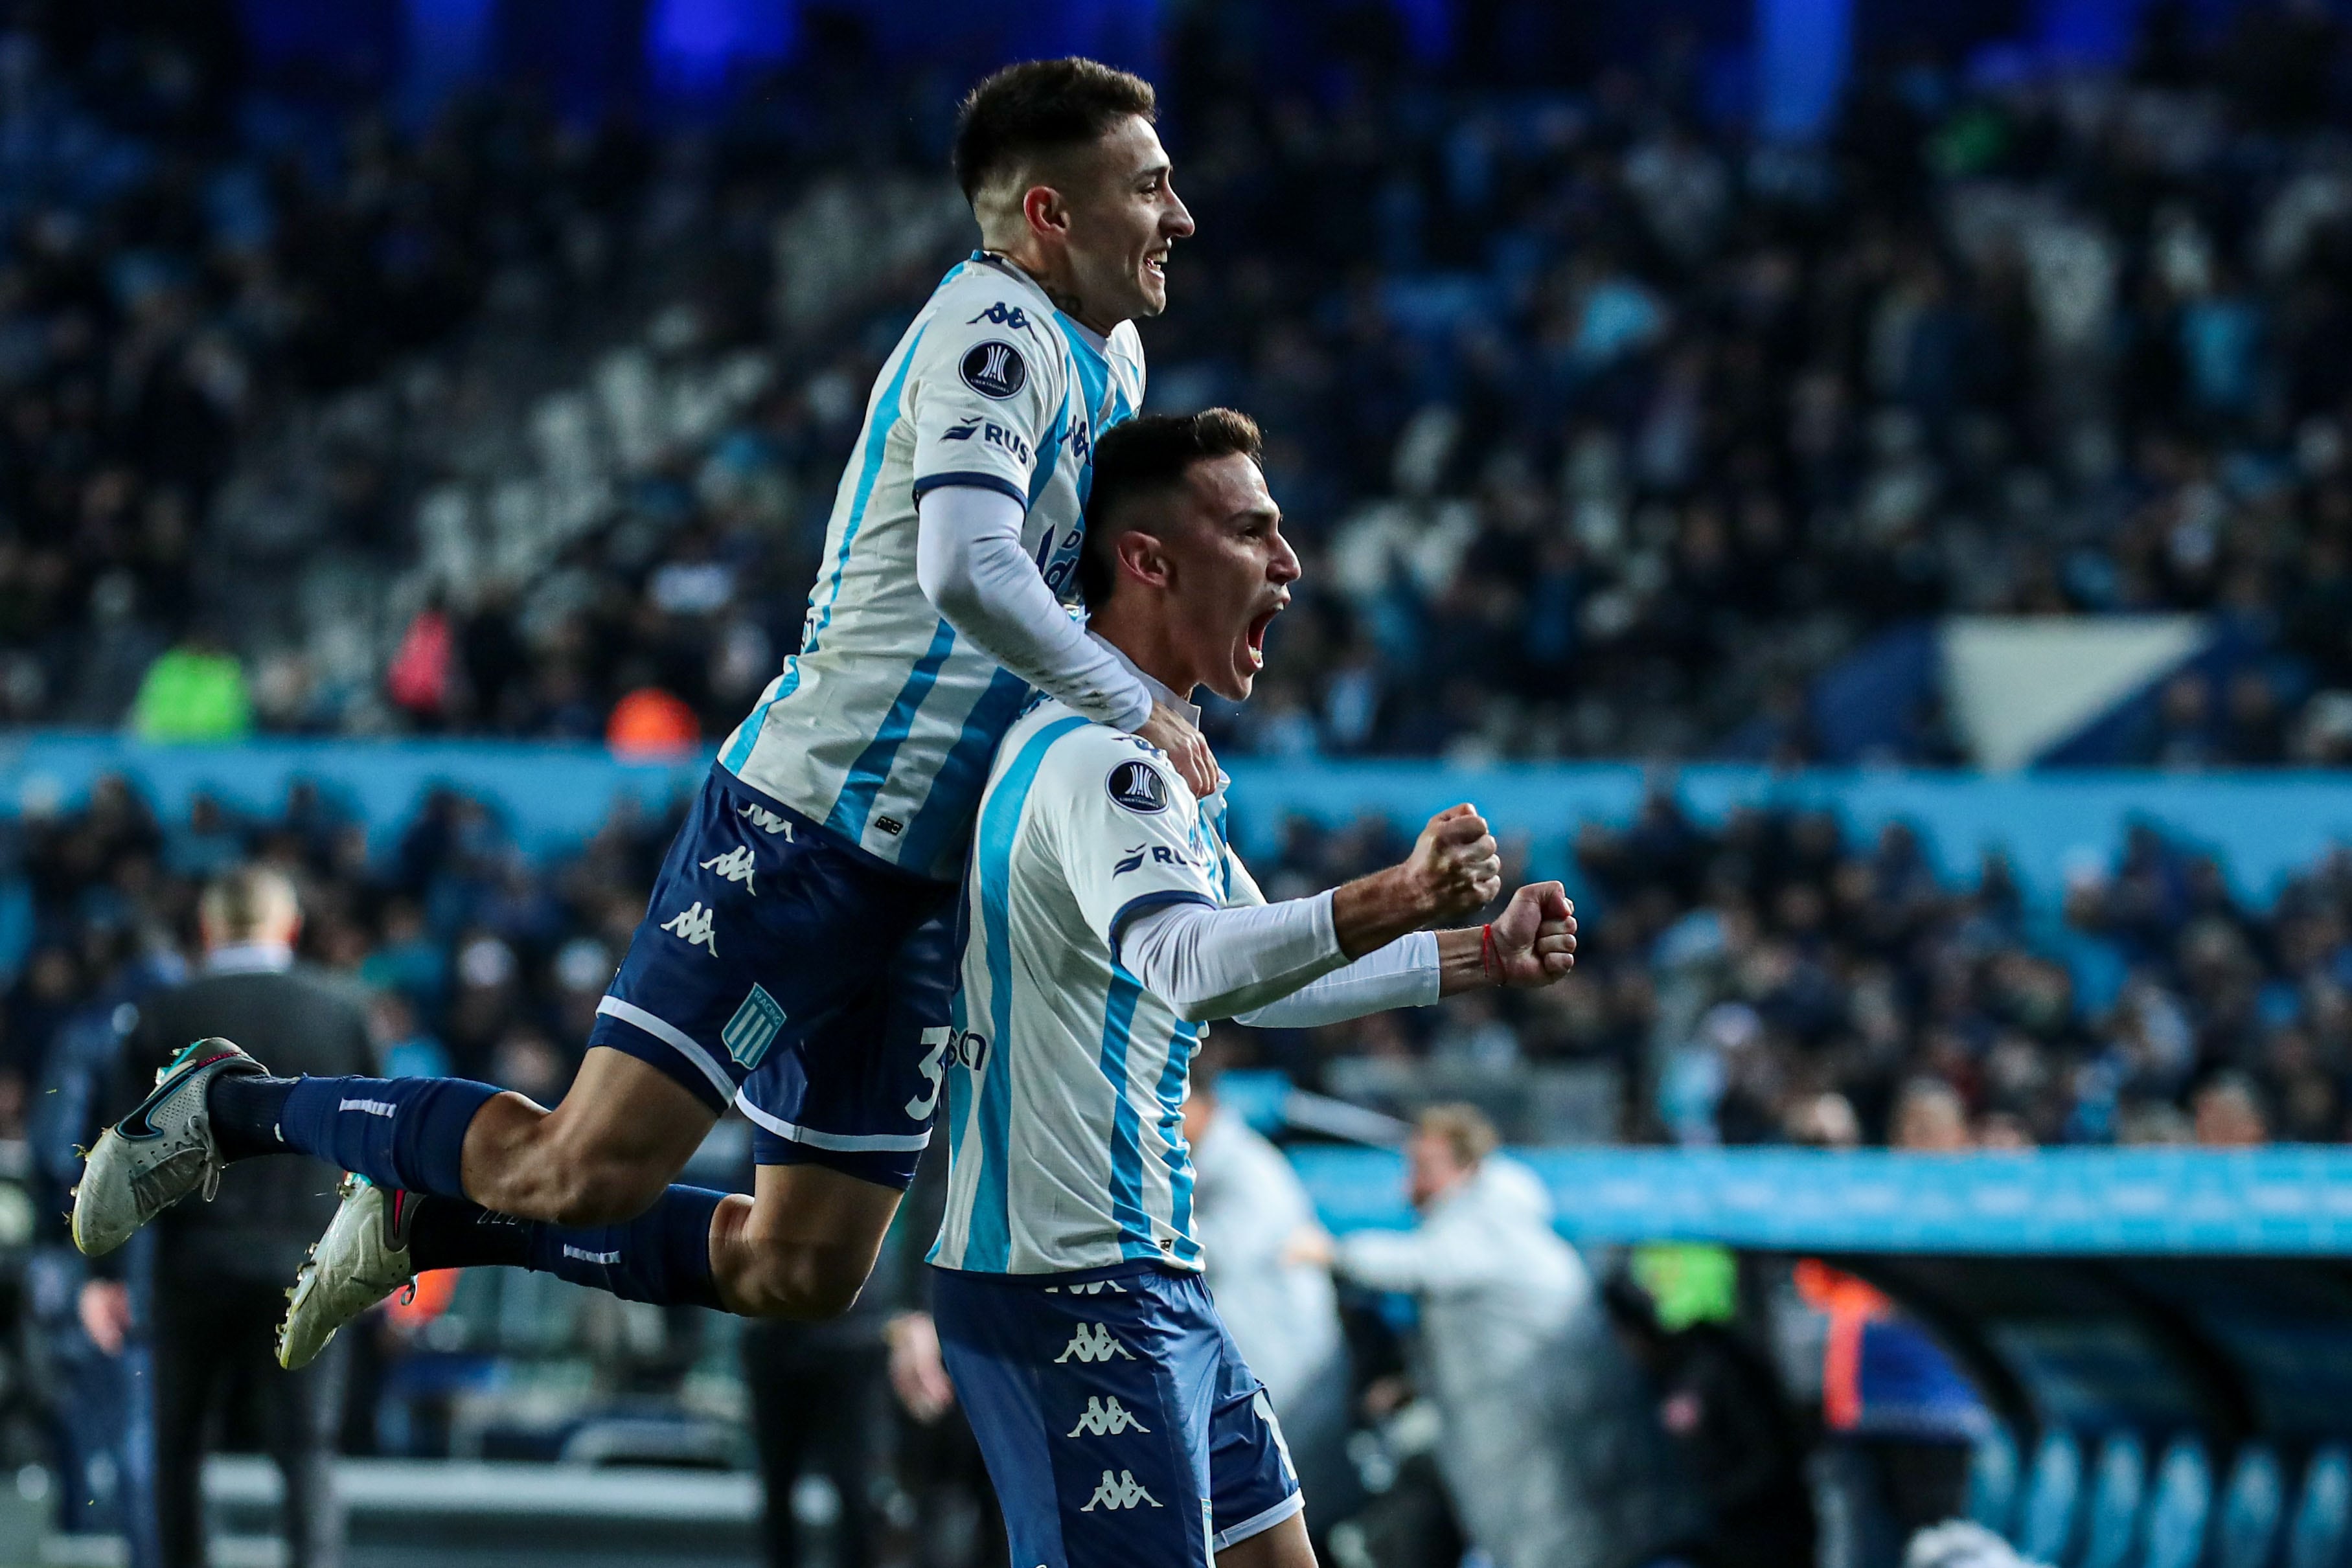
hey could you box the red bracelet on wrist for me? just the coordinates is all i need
[1480,923,1500,981]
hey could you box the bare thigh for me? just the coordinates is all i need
[1217,1509,1314,1568]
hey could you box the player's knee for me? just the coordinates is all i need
[738,1245,869,1321]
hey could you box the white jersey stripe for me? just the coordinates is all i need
[717,321,928,777]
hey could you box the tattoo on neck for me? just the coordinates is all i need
[981,250,1088,323]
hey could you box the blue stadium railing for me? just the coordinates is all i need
[9,733,2352,909]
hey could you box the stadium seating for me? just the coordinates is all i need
[2209,1443,2283,1568]
[1970,1424,2021,1540]
[2289,1446,2352,1568]
[2018,1429,2085,1565]
[2079,1430,2147,1568]
[2139,1435,2213,1568]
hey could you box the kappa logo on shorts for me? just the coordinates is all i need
[701,846,757,894]
[960,339,1027,400]
[1053,1323,1134,1363]
[1044,1279,1128,1296]
[1067,1396,1150,1437]
[661,902,719,956]
[1105,760,1169,815]
[737,803,794,838]
[722,984,786,1071]
[1080,1470,1161,1512]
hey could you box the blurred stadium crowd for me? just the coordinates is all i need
[6,769,2322,1174]
[7,2,2352,765]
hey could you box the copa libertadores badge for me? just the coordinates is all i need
[960,339,1027,400]
[1106,760,1169,815]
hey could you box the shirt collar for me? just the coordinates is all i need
[203,941,295,975]
[1089,631,1198,726]
[970,251,1109,356]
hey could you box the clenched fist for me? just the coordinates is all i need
[1404,804,1502,922]
[1487,881,1577,987]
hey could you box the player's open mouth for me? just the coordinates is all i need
[1244,606,1277,667]
[1145,250,1167,278]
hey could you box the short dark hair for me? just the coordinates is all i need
[952,58,1158,205]
[1079,409,1264,608]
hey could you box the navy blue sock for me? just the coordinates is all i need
[523,1185,727,1310]
[277,1076,503,1199]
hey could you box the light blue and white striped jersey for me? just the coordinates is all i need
[930,691,1258,1275]
[717,253,1145,881]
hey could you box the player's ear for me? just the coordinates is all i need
[1116,528,1174,592]
[1021,182,1071,242]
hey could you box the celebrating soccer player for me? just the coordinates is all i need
[926,409,1579,1568]
[71,57,1212,1363]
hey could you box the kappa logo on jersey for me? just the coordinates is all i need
[1080,1470,1162,1512]
[1106,760,1170,815]
[966,301,1031,332]
[700,846,757,894]
[661,902,719,956]
[1053,1323,1134,1363]
[736,803,794,838]
[1067,1396,1150,1437]
[961,339,1027,400]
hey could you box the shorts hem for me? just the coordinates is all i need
[735,1095,931,1152]
[589,999,735,1112]
[1212,1491,1303,1551]
[925,1257,1196,1289]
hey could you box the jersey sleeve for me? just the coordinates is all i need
[907,295,1059,509]
[1039,729,1222,957]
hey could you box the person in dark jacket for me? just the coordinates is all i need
[1604,1273,1818,1568]
[82,865,374,1568]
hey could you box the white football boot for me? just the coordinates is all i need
[73,1037,264,1256]
[279,1174,418,1370]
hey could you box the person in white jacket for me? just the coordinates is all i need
[1183,1062,1345,1416]
[1327,1106,1703,1568]
[1183,1062,1355,1534]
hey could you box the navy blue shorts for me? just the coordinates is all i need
[933,1262,1301,1568]
[588,766,955,1190]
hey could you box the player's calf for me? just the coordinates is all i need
[451,1054,714,1227]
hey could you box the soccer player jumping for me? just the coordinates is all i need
[927,407,1579,1568]
[71,58,1213,1357]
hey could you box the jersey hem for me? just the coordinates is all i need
[1213,1492,1305,1552]
[924,1256,1202,1286]
[709,762,953,883]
